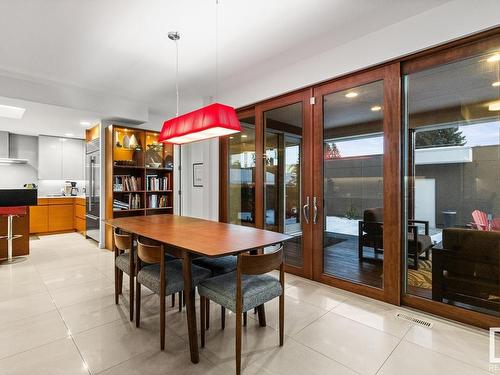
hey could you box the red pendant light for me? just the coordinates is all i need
[159,102,240,144]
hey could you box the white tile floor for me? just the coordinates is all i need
[0,233,496,375]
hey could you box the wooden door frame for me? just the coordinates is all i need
[256,89,314,279]
[400,30,500,329]
[311,63,402,305]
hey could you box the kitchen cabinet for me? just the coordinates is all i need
[38,136,84,180]
[48,204,74,232]
[74,197,86,234]
[29,205,49,233]
[29,197,85,235]
[62,138,85,180]
[38,136,62,180]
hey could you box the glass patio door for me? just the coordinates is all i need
[259,91,313,278]
[312,65,401,303]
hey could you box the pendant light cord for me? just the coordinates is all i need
[215,0,219,102]
[175,38,179,117]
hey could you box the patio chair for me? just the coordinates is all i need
[358,207,433,269]
[471,210,489,230]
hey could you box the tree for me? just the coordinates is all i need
[324,142,341,159]
[415,127,466,149]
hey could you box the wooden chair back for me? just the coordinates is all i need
[472,210,488,230]
[114,228,132,251]
[137,237,163,264]
[238,245,283,276]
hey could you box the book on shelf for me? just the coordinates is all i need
[113,193,142,211]
[147,194,169,208]
[114,175,142,192]
[146,175,169,191]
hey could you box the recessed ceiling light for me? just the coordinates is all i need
[65,133,74,137]
[493,81,500,87]
[0,104,26,119]
[489,101,500,111]
[487,53,500,63]
[345,92,358,98]
[241,134,248,138]
[229,136,234,139]
[80,121,91,126]
[371,105,382,112]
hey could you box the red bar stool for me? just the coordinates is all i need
[0,206,28,264]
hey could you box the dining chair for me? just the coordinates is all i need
[135,237,212,350]
[193,255,238,329]
[113,228,135,321]
[198,245,285,375]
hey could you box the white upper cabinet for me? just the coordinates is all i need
[62,138,84,180]
[38,136,84,180]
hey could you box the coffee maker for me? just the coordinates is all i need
[63,181,79,196]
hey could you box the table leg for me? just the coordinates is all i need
[182,253,199,363]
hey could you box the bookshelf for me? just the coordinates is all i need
[105,125,174,249]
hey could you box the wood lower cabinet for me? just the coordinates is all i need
[48,204,74,232]
[29,205,49,233]
[29,197,85,235]
[74,198,86,234]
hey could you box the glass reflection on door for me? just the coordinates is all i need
[228,119,256,226]
[404,49,500,317]
[323,81,384,288]
[264,103,303,268]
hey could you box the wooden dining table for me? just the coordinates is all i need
[105,214,291,363]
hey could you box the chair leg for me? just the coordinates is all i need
[206,299,210,330]
[135,280,141,328]
[171,293,175,308]
[160,291,165,351]
[178,291,183,312]
[114,267,119,305]
[129,273,134,322]
[236,305,242,375]
[200,296,206,348]
[279,295,284,346]
[257,305,266,327]
[221,306,226,330]
[243,311,247,326]
[118,270,123,295]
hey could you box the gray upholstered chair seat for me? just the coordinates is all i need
[193,256,237,276]
[115,253,130,274]
[198,272,282,313]
[137,259,211,296]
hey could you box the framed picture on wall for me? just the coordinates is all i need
[193,163,203,187]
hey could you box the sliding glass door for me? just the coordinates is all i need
[403,44,500,320]
[259,91,313,277]
[312,65,401,303]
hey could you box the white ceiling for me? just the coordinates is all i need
[0,96,102,139]
[0,0,451,136]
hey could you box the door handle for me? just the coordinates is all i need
[313,196,318,224]
[302,196,310,224]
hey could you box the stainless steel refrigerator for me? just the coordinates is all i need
[85,138,100,242]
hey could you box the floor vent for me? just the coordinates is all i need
[395,312,433,328]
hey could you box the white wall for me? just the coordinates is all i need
[178,139,219,221]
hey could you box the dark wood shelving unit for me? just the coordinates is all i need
[105,125,174,249]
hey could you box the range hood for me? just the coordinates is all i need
[0,131,28,164]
